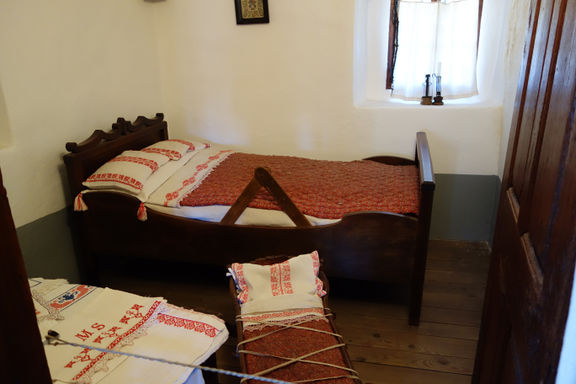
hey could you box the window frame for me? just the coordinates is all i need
[386,0,484,90]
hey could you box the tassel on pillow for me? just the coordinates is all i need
[73,193,88,212]
[137,202,148,222]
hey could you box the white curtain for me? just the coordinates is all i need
[392,0,480,100]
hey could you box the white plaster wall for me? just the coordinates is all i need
[498,0,532,177]
[0,0,162,227]
[151,0,523,178]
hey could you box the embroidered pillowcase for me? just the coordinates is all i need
[142,139,209,161]
[83,140,210,196]
[229,251,326,314]
[83,150,170,194]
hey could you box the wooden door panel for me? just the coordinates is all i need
[505,0,541,187]
[527,0,575,263]
[511,0,554,201]
[497,195,542,379]
[474,0,576,382]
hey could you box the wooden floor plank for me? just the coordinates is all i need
[339,323,478,359]
[354,362,472,384]
[100,239,490,383]
[347,344,475,374]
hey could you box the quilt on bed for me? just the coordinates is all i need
[150,148,421,219]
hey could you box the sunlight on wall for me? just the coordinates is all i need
[0,82,12,148]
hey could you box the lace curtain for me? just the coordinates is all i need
[391,0,480,100]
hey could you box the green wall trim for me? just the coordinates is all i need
[16,209,79,282]
[430,174,500,243]
[15,173,500,279]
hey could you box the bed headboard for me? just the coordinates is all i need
[63,113,169,197]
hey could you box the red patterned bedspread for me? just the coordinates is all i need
[180,153,420,219]
[242,319,357,384]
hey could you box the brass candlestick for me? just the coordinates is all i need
[421,74,433,105]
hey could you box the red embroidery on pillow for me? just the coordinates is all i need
[233,263,249,303]
[241,308,325,324]
[163,149,233,206]
[169,139,196,150]
[270,261,294,296]
[156,313,219,337]
[142,147,182,160]
[86,173,143,191]
[310,251,326,297]
[109,156,160,172]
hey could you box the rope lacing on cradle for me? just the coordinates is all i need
[44,331,293,384]
[235,310,361,383]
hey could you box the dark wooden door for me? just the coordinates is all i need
[473,0,576,383]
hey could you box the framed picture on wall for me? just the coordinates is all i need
[234,0,269,25]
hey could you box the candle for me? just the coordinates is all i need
[425,74,431,97]
[437,62,442,76]
[436,75,442,95]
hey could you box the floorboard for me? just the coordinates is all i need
[100,239,490,383]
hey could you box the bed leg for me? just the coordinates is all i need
[409,185,434,326]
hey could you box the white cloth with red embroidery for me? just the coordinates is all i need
[228,251,328,329]
[30,278,228,384]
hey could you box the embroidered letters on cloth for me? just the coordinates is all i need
[31,280,229,384]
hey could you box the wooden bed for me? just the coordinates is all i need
[63,113,435,325]
[229,255,362,383]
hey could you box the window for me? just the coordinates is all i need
[389,0,483,99]
[353,0,484,104]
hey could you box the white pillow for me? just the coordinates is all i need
[83,150,170,194]
[142,139,209,161]
[138,150,198,201]
[229,251,326,314]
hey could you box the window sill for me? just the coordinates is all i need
[355,94,502,109]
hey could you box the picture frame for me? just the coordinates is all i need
[234,0,269,25]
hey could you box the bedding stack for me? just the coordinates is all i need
[228,251,362,384]
[30,278,228,384]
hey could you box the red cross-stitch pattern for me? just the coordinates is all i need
[180,153,421,219]
[156,313,219,337]
[65,348,98,368]
[108,155,160,172]
[167,139,206,150]
[270,261,294,296]
[86,173,143,190]
[163,149,233,206]
[310,251,326,297]
[49,285,95,310]
[119,304,144,324]
[232,263,250,304]
[71,300,163,381]
[142,147,182,160]
[93,326,122,344]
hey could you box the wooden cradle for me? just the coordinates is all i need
[229,255,362,384]
[63,113,435,325]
